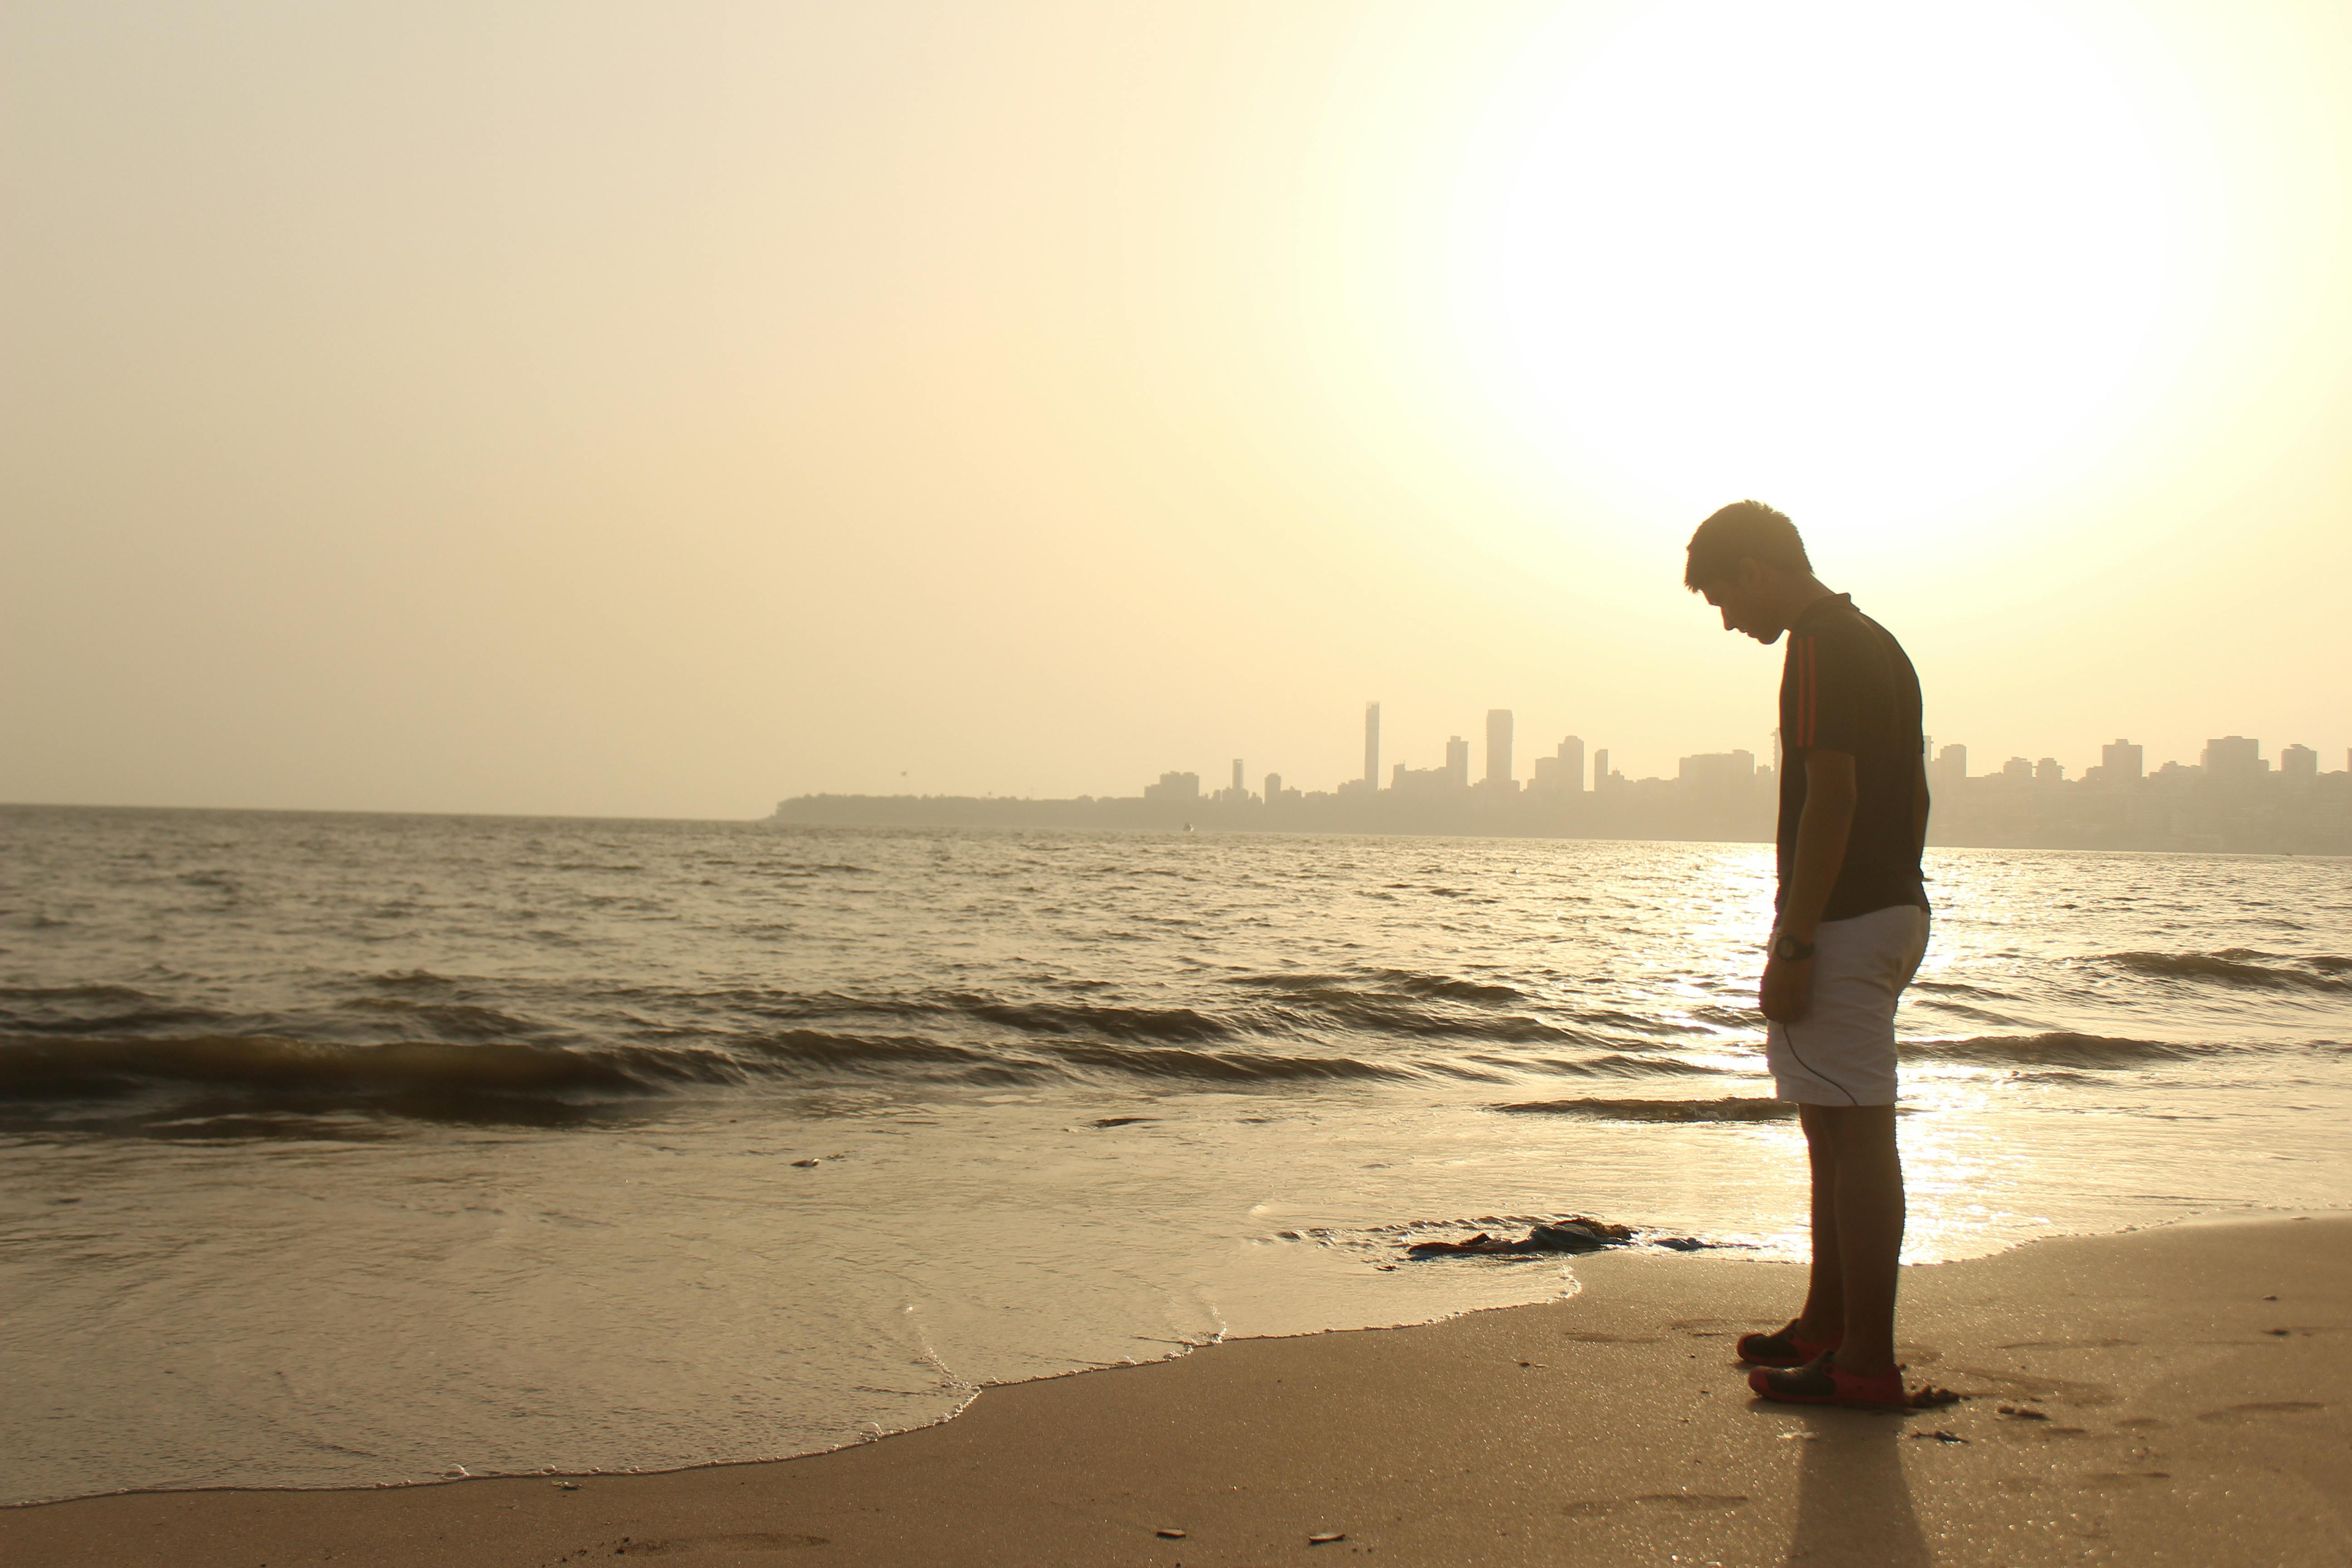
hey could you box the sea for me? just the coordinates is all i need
[2,805,2347,1504]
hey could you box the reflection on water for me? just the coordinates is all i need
[1,808,2347,1501]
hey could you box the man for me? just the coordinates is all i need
[1685,500,1932,1410]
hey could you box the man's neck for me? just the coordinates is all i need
[1778,576,1837,632]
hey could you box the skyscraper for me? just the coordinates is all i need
[1445,735,1469,789]
[2101,739,2143,783]
[2202,736,2262,784]
[1364,702,1380,789]
[1485,709,1514,790]
[1531,735,1585,794]
[1593,748,1610,792]
[1231,759,1244,794]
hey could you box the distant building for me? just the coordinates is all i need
[1531,735,1585,794]
[1678,750,1757,790]
[2202,735,2263,784]
[1142,770,1200,803]
[1592,748,1611,793]
[1364,702,1381,789]
[1485,710,1514,791]
[1929,744,1968,790]
[1392,760,1460,796]
[1264,771,1282,799]
[2002,756,2033,784]
[1445,735,1470,790]
[1231,759,1245,794]
[2282,744,2318,784]
[2035,757,2064,786]
[2101,739,2143,783]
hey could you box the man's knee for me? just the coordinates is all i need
[1803,1103,1898,1156]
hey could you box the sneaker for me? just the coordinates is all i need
[1735,1321,1842,1367]
[1748,1354,1909,1410]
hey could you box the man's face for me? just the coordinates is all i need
[1697,562,1784,645]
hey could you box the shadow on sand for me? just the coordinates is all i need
[1781,1406,1932,1566]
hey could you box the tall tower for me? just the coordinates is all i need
[1485,709,1514,789]
[1593,748,1610,793]
[1231,759,1245,795]
[1445,735,1470,789]
[1364,702,1381,789]
[1558,735,1585,794]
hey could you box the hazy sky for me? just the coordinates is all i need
[7,1,2349,818]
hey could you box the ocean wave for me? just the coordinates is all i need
[2100,951,2349,992]
[0,1034,726,1107]
[1537,1053,1721,1078]
[956,999,1234,1043]
[1250,992,1585,1045]
[735,1029,1003,1074]
[1371,970,1526,1004]
[1909,1031,2205,1066]
[0,985,241,1036]
[1490,1096,1795,1122]
[333,998,559,1042]
[1039,1041,1411,1083]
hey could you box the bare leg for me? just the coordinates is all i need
[1793,1106,1846,1343]
[1817,1103,1905,1375]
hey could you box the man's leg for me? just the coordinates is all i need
[1817,1103,1905,1375]
[1791,1106,1846,1345]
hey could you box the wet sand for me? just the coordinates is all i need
[7,1214,2345,1567]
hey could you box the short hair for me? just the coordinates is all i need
[1684,500,1810,590]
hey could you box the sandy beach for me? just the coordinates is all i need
[6,1212,2344,1567]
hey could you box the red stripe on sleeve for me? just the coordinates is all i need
[1808,637,1819,746]
[1797,639,1816,747]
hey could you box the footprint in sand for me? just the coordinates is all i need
[1558,1332,1663,1344]
[2195,1401,2326,1424]
[2078,1471,2172,1491]
[1949,1367,2118,1408]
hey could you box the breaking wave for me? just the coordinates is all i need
[2099,951,2350,993]
[1909,1032,2204,1067]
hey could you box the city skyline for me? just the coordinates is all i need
[1124,699,2346,809]
[777,695,2351,856]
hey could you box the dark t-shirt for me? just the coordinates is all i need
[1777,593,1930,922]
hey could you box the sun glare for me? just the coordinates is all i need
[1447,2,2185,554]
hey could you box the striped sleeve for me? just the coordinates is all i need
[1794,630,1860,755]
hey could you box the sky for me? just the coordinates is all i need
[5,0,2349,818]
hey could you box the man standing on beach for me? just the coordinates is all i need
[1684,501,1932,1410]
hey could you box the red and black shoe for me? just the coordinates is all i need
[1735,1321,1842,1368]
[1747,1353,1909,1410]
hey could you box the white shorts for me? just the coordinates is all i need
[1765,903,1931,1107]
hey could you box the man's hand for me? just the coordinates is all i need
[1760,953,1814,1024]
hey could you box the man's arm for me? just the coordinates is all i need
[1761,749,1857,1023]
[1915,760,1931,858]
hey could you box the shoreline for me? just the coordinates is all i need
[8,1210,2345,1566]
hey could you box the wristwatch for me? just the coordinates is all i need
[1771,933,1816,962]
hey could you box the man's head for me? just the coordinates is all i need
[1684,500,1817,644]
